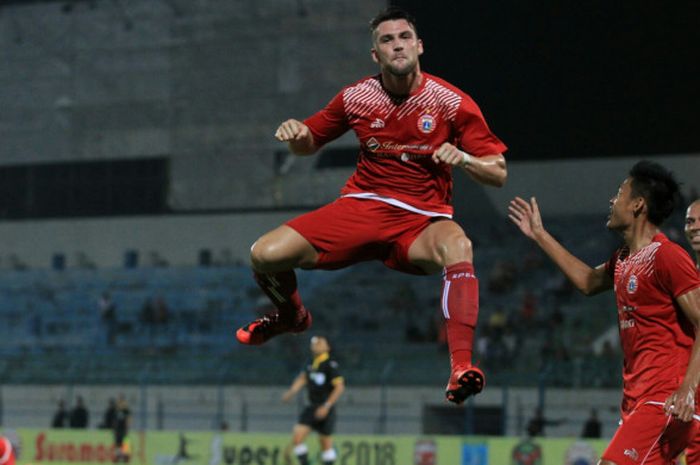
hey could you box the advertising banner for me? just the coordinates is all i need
[2,429,611,465]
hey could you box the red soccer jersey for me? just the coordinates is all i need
[0,437,14,465]
[605,233,700,417]
[304,73,507,217]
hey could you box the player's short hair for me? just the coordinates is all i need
[311,334,331,348]
[628,161,680,226]
[369,7,418,35]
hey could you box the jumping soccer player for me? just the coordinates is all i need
[509,161,700,465]
[282,336,344,465]
[236,6,507,404]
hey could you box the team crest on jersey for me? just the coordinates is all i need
[417,112,436,133]
[627,274,638,294]
[366,137,380,152]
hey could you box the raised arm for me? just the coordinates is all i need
[508,196,613,296]
[275,119,319,156]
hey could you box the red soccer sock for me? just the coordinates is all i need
[253,270,307,323]
[441,261,479,368]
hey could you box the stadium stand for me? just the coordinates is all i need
[0,215,626,390]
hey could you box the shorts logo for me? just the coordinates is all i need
[366,137,380,152]
[417,113,436,133]
[627,275,638,294]
[370,118,385,129]
[624,448,639,461]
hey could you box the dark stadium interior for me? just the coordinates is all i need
[397,0,700,159]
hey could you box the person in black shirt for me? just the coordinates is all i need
[282,336,345,465]
[526,407,565,437]
[99,398,117,429]
[51,399,68,428]
[581,408,602,439]
[69,396,89,428]
[113,395,131,463]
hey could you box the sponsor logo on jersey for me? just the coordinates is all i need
[310,372,326,385]
[621,319,635,330]
[417,113,436,133]
[627,274,638,294]
[366,137,380,152]
[370,118,385,129]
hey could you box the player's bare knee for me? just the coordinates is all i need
[437,233,473,264]
[250,240,279,271]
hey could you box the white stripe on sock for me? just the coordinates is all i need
[442,280,451,319]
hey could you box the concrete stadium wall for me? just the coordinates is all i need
[1,384,622,438]
[0,210,296,269]
[0,155,696,269]
[0,0,381,210]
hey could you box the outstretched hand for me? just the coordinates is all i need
[508,196,545,240]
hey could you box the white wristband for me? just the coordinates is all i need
[460,150,473,167]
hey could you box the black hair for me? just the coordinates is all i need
[628,160,680,226]
[369,7,417,34]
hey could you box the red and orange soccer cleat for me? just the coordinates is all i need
[236,309,312,345]
[445,365,486,404]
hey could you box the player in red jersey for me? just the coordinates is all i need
[509,161,700,465]
[0,436,15,465]
[681,199,700,465]
[236,7,507,403]
[685,200,700,271]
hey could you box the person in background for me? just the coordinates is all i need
[51,399,68,428]
[581,408,602,439]
[680,198,700,464]
[282,336,345,465]
[113,395,131,463]
[69,395,89,428]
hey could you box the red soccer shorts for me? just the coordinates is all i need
[603,403,697,465]
[683,431,700,464]
[286,197,442,275]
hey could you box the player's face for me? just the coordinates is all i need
[310,336,329,355]
[607,178,639,230]
[685,201,700,253]
[371,19,423,77]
